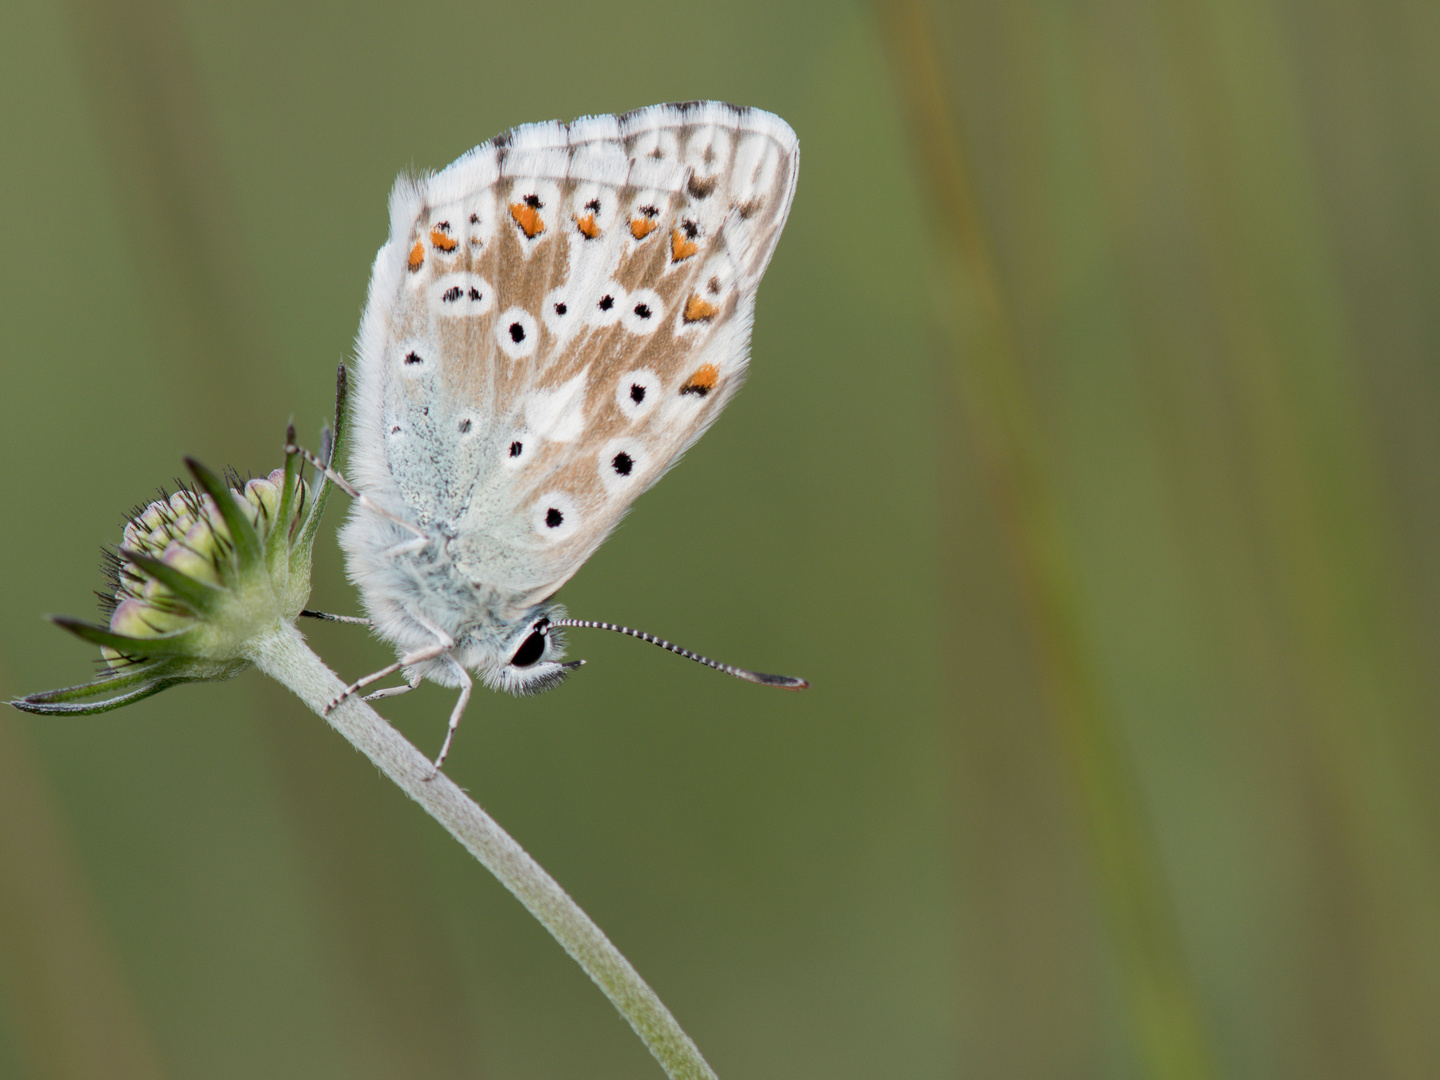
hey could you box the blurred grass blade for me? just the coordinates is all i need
[0,713,168,1078]
[873,3,1215,1077]
[55,9,480,1070]
[59,0,277,448]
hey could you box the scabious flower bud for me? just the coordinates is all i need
[16,435,339,715]
[244,475,283,521]
[99,467,305,665]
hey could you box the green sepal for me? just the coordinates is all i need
[270,433,306,573]
[12,668,185,715]
[18,660,167,701]
[118,547,228,615]
[186,457,263,570]
[52,615,201,658]
[294,364,347,567]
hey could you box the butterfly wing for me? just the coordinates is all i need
[348,103,798,615]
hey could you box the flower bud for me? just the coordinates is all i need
[16,436,339,716]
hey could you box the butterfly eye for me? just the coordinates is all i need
[511,625,547,667]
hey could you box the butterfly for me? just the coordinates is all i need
[315,102,805,769]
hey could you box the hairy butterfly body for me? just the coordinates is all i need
[335,103,802,767]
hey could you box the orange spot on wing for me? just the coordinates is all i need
[682,294,719,322]
[629,217,658,240]
[407,242,425,271]
[670,228,699,262]
[429,225,458,252]
[576,213,599,239]
[680,363,719,396]
[509,202,545,238]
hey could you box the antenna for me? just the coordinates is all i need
[551,619,809,690]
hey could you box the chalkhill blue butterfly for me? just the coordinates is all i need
[307,102,806,769]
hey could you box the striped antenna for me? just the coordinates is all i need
[551,619,809,690]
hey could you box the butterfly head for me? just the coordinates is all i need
[484,607,583,696]
[479,607,811,696]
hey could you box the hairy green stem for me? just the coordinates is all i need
[242,622,716,1080]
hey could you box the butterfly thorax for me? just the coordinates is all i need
[339,507,550,687]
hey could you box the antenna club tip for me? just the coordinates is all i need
[747,671,809,689]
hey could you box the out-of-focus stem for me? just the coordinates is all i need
[874,3,1215,1078]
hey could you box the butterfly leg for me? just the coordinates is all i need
[325,638,453,715]
[363,676,421,701]
[428,655,473,775]
[286,441,429,547]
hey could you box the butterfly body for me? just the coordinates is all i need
[340,102,798,711]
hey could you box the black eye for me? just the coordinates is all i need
[511,627,546,667]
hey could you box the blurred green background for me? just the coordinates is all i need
[3,0,1437,1077]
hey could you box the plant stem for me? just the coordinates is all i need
[243,622,717,1080]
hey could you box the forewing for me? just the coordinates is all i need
[350,103,798,612]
